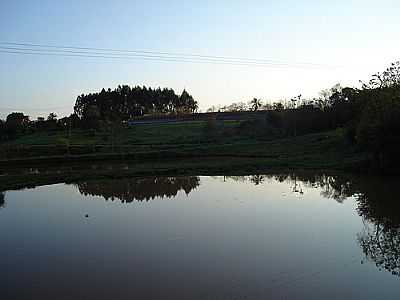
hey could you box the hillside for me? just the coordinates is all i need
[0,120,368,174]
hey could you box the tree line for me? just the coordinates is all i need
[1,62,400,171]
[0,85,198,139]
[74,85,198,123]
[213,61,400,172]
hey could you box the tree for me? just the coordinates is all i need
[6,112,29,127]
[249,98,262,111]
[363,61,400,89]
[290,94,301,109]
[47,113,57,121]
[73,85,197,126]
[353,61,400,172]
[5,112,30,137]
[83,105,101,129]
[356,90,400,171]
[272,102,284,111]
[179,89,198,113]
[221,101,248,112]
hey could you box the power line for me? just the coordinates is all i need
[1,45,320,67]
[0,41,338,69]
[0,41,328,66]
[0,46,297,67]
[0,49,324,69]
[0,49,288,68]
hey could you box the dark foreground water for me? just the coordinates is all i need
[0,174,399,299]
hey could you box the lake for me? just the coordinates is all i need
[0,173,399,299]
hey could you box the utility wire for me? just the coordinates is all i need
[0,49,324,69]
[0,41,337,69]
[0,41,327,66]
[0,46,302,67]
[0,49,290,68]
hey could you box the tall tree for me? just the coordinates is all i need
[5,112,30,136]
[249,98,262,111]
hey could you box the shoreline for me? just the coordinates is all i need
[0,155,371,192]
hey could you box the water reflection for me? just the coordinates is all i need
[75,176,200,203]
[0,192,5,209]
[224,173,400,277]
[74,173,355,204]
[2,170,400,278]
[354,179,400,277]
[358,223,400,276]
[299,174,400,276]
[224,173,354,202]
[274,173,354,202]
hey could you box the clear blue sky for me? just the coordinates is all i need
[1,0,399,118]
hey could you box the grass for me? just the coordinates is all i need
[0,122,372,191]
[0,156,358,192]
[0,120,370,175]
[6,120,242,146]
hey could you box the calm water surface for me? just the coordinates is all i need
[0,174,399,299]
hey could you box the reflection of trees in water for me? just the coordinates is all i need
[0,192,5,209]
[354,178,400,277]
[250,175,265,185]
[274,173,356,202]
[224,173,354,202]
[76,173,400,276]
[358,223,400,276]
[220,175,267,185]
[292,174,400,277]
[224,173,400,277]
[76,176,200,203]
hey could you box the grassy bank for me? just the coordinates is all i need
[0,155,364,192]
[0,120,372,191]
[1,128,367,167]
[4,120,241,146]
[0,122,371,191]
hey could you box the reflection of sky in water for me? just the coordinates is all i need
[0,176,398,300]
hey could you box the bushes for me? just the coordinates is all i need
[236,109,334,140]
[356,93,400,172]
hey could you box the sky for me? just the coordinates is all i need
[1,0,400,119]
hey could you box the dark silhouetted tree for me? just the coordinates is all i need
[249,98,262,111]
[5,112,30,137]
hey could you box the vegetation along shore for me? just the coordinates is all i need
[1,62,400,175]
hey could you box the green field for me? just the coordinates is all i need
[0,120,369,173]
[5,120,242,146]
[0,120,372,191]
